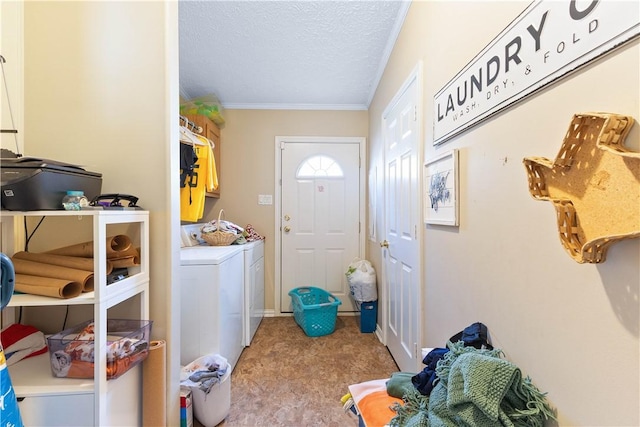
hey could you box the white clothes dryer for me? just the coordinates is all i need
[242,240,264,346]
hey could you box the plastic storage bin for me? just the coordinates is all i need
[181,354,231,427]
[192,368,230,427]
[47,319,152,379]
[356,300,378,333]
[288,286,342,337]
[61,190,89,210]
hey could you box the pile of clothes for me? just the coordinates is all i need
[199,219,265,246]
[180,353,228,394]
[0,323,47,366]
[386,323,556,427]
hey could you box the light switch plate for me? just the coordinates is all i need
[258,194,273,205]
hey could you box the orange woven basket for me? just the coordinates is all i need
[201,209,238,246]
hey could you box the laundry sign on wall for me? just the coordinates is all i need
[433,0,640,145]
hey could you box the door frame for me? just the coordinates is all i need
[380,62,424,370]
[274,136,366,315]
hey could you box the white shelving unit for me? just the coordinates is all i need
[0,210,149,426]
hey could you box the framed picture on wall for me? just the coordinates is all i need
[424,149,459,226]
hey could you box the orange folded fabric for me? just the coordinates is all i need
[357,390,403,427]
[349,378,404,427]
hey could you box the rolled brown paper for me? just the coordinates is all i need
[11,257,95,292]
[143,339,167,427]
[46,235,132,257]
[15,274,83,299]
[106,245,139,261]
[110,256,138,269]
[12,251,114,275]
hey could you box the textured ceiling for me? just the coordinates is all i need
[179,1,410,110]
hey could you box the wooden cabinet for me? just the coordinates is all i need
[185,114,221,198]
[0,210,149,426]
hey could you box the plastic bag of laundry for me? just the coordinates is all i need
[345,258,377,302]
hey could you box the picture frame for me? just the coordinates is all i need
[424,149,459,226]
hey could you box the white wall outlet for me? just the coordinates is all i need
[258,194,273,205]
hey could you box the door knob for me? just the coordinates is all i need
[380,240,389,248]
[283,226,291,233]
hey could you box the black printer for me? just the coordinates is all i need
[1,157,102,211]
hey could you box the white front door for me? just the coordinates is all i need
[382,65,422,372]
[278,137,364,313]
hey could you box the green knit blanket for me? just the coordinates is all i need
[390,342,555,427]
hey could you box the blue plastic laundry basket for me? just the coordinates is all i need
[288,286,342,337]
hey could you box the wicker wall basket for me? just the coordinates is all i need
[523,112,640,263]
[201,209,238,246]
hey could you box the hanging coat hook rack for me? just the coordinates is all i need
[179,115,203,134]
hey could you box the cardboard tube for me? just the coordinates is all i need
[46,235,132,257]
[15,274,83,299]
[143,339,167,427]
[107,245,139,261]
[110,256,138,269]
[11,258,95,292]
[12,251,114,275]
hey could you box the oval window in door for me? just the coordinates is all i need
[296,155,344,178]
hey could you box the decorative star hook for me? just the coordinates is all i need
[523,113,640,263]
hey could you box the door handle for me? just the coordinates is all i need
[283,226,291,233]
[380,240,389,248]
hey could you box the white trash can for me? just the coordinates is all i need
[180,354,231,427]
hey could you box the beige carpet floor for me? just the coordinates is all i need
[195,315,399,427]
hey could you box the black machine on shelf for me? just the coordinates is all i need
[0,157,102,211]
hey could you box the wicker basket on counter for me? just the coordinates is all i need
[201,209,238,246]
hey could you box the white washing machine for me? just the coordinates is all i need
[243,240,264,346]
[180,241,245,370]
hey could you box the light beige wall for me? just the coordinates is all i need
[0,1,24,156]
[202,109,368,312]
[369,1,639,425]
[23,2,181,424]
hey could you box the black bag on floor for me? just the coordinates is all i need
[449,322,493,350]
